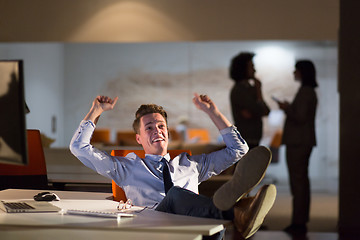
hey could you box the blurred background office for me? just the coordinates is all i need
[2,0,354,234]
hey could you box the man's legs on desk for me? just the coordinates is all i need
[156,146,277,240]
[156,186,228,240]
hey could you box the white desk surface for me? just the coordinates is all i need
[0,227,202,240]
[0,189,228,237]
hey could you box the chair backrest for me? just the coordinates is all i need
[0,129,48,190]
[168,128,181,141]
[116,131,139,146]
[269,130,283,164]
[187,128,210,143]
[90,128,111,144]
[270,130,282,148]
[111,149,191,202]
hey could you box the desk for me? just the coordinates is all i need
[0,227,202,240]
[0,189,228,238]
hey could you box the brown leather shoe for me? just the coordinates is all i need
[213,146,272,211]
[233,184,277,239]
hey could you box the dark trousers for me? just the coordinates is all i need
[155,186,234,240]
[286,145,313,225]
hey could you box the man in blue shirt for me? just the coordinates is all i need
[70,93,276,239]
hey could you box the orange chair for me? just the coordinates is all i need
[111,149,191,202]
[0,129,48,190]
[270,130,282,148]
[90,128,111,145]
[187,128,210,143]
[116,131,139,146]
[168,128,181,141]
[269,130,283,164]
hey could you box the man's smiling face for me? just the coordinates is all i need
[136,113,169,156]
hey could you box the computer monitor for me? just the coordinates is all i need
[0,60,28,166]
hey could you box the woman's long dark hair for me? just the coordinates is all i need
[295,60,318,88]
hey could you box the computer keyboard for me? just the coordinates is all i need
[3,202,35,210]
[66,209,134,218]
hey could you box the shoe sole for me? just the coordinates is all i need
[213,146,272,210]
[243,184,277,239]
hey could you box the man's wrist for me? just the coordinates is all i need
[84,108,102,122]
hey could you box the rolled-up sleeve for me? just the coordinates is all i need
[69,120,117,179]
[194,125,249,182]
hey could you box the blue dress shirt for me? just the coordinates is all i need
[70,120,248,207]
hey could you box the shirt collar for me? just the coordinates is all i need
[145,153,171,162]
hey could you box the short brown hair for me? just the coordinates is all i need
[132,104,168,134]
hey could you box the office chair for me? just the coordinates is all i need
[111,149,191,202]
[90,128,111,145]
[116,131,139,146]
[0,129,48,190]
[187,128,210,143]
[269,130,282,164]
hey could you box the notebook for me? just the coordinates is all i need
[0,200,61,213]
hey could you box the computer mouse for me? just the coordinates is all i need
[33,192,60,201]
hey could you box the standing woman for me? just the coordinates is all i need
[277,60,318,235]
[229,52,270,149]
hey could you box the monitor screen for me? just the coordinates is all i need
[0,60,28,165]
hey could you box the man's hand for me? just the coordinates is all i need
[253,78,265,102]
[277,100,290,111]
[240,109,252,119]
[84,96,118,124]
[93,96,118,112]
[192,93,217,114]
[253,78,262,89]
[192,93,231,130]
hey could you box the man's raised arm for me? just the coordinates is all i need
[192,93,232,131]
[84,96,118,124]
